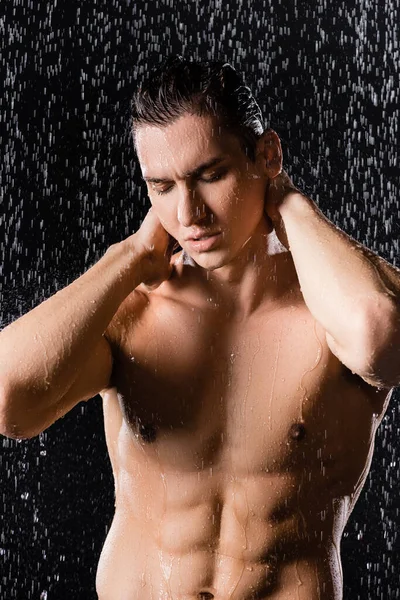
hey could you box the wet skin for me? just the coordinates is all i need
[95,114,392,599]
[95,250,391,600]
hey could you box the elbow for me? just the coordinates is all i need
[0,384,37,440]
[0,417,34,441]
[0,428,34,441]
[0,417,38,441]
[0,420,33,442]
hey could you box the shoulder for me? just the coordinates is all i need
[104,251,194,340]
[104,288,149,348]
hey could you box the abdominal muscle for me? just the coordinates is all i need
[95,462,341,600]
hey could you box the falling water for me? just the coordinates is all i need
[0,0,399,598]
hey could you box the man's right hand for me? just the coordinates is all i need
[128,207,177,291]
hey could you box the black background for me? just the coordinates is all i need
[0,0,399,598]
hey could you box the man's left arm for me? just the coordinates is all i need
[268,174,400,389]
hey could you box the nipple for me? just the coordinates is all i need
[289,422,306,441]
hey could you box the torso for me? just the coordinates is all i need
[95,251,392,600]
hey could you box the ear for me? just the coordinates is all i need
[257,129,283,179]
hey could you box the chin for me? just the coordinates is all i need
[187,250,234,271]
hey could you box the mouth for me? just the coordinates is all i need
[186,232,222,252]
[191,233,217,241]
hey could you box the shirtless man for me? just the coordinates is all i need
[1,55,400,600]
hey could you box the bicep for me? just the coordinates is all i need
[26,336,113,438]
[50,289,147,435]
[325,330,393,389]
[57,335,113,408]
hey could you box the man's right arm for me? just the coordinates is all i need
[0,241,146,440]
[0,207,174,440]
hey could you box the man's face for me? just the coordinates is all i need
[135,113,269,271]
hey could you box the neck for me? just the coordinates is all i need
[193,216,293,317]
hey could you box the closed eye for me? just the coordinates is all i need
[152,171,227,196]
[199,172,225,183]
[152,186,173,196]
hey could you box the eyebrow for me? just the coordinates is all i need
[142,156,228,184]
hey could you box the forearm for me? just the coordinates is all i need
[278,192,399,347]
[0,240,143,408]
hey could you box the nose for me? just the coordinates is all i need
[177,186,207,227]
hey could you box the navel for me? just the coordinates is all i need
[289,421,306,441]
[198,593,214,600]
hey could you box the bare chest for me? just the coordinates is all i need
[105,298,387,488]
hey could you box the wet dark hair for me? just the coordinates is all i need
[130,55,265,162]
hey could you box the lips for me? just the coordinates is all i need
[185,230,221,242]
[186,232,222,252]
[191,233,216,241]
